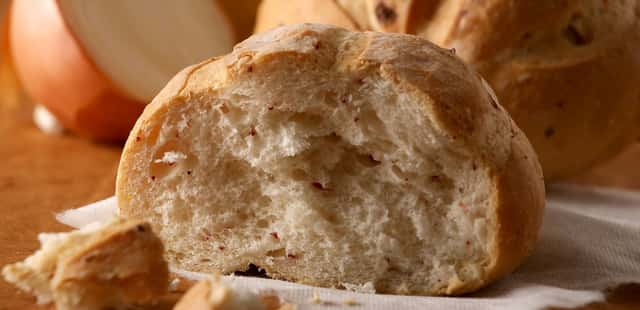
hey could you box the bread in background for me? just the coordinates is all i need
[255,0,640,180]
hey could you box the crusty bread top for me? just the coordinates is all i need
[122,23,512,176]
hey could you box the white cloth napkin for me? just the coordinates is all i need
[56,184,640,310]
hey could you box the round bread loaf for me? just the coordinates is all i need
[255,0,640,180]
[116,24,545,295]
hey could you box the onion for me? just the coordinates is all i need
[1,0,20,107]
[9,0,241,141]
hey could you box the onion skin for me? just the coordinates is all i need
[1,0,22,108]
[9,0,145,142]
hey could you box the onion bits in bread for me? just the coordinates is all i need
[116,24,545,296]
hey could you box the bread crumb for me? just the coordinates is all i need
[341,282,376,294]
[309,292,322,304]
[307,292,338,306]
[343,298,360,306]
[395,282,411,295]
[175,275,294,310]
[177,116,189,130]
[169,278,182,292]
[154,151,187,164]
[260,292,281,309]
[260,291,297,310]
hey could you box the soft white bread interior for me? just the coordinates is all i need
[116,24,545,295]
[2,219,168,309]
[174,275,288,310]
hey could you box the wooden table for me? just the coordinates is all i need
[0,29,639,310]
[0,94,122,309]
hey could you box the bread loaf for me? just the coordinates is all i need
[255,0,640,180]
[2,219,168,309]
[116,24,545,295]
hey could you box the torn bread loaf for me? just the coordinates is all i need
[116,24,545,295]
[174,275,291,310]
[2,219,168,309]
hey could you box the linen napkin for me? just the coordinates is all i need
[56,184,640,310]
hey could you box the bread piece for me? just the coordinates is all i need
[116,24,545,295]
[255,0,640,180]
[174,275,290,310]
[2,219,168,309]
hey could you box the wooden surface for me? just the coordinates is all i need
[0,9,638,309]
[0,91,122,309]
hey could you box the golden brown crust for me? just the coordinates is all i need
[255,0,640,180]
[434,0,640,180]
[52,221,168,305]
[484,121,545,291]
[116,58,220,211]
[2,219,169,309]
[117,24,545,296]
[174,279,215,310]
[437,121,545,295]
